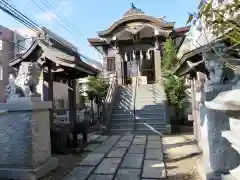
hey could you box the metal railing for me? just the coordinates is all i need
[133,67,140,129]
[101,72,118,130]
[54,108,89,123]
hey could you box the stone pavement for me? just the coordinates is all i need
[63,135,166,180]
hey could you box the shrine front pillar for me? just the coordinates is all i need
[154,36,162,83]
[68,78,77,146]
[115,46,122,84]
[47,61,54,128]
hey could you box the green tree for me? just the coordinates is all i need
[86,76,109,124]
[162,38,178,71]
[162,38,188,123]
[187,0,240,44]
[164,74,188,116]
[86,76,109,103]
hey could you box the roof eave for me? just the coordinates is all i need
[97,15,175,37]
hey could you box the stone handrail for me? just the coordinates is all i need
[101,72,118,129]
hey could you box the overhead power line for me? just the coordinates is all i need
[38,0,82,38]
[0,0,102,69]
[30,0,78,39]
[0,0,41,31]
[30,0,102,66]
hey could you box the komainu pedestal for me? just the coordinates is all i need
[198,43,240,180]
[0,98,58,180]
[205,88,240,180]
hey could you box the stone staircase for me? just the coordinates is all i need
[109,85,134,134]
[134,84,169,134]
[108,83,169,135]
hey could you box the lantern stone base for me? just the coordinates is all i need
[0,98,58,180]
[0,158,58,180]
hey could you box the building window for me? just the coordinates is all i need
[107,57,116,72]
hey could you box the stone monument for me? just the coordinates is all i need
[0,62,58,180]
[198,43,240,180]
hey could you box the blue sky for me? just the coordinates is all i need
[0,0,199,61]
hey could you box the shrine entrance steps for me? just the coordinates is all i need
[108,84,169,135]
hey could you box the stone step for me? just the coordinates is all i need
[118,97,132,101]
[110,124,135,129]
[119,91,132,93]
[135,113,165,119]
[135,95,163,98]
[112,109,133,112]
[112,113,134,117]
[116,103,132,106]
[136,93,165,96]
[135,109,165,113]
[118,95,132,98]
[111,117,165,123]
[136,93,162,97]
[112,108,133,111]
[137,88,162,91]
[111,117,135,121]
[136,97,162,100]
[137,89,163,93]
[116,99,132,102]
[115,101,132,105]
[115,102,132,106]
[111,121,166,125]
[114,106,132,110]
[112,111,164,116]
[108,128,169,135]
[113,105,165,111]
[135,99,165,103]
[135,106,165,110]
[134,101,162,105]
[135,99,164,103]
[116,101,132,105]
[110,125,167,131]
[118,95,133,98]
[111,123,166,129]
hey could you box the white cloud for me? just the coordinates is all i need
[35,1,74,22]
[37,11,57,21]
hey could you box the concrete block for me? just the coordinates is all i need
[114,169,141,180]
[94,158,121,175]
[142,160,166,179]
[121,154,143,169]
[63,166,94,180]
[78,153,105,166]
[107,148,127,158]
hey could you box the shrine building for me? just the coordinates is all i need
[88,4,190,85]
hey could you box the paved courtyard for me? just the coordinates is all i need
[63,135,166,180]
